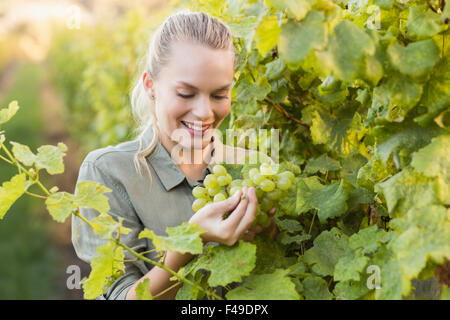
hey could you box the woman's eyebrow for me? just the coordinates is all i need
[176,81,232,91]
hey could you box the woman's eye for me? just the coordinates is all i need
[177,93,194,99]
[213,95,228,100]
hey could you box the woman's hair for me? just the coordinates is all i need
[130,9,236,179]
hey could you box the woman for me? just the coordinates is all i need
[72,9,274,300]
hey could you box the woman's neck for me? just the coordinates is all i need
[159,133,214,181]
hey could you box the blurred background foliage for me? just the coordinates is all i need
[0,0,175,299]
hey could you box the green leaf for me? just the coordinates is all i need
[302,276,333,300]
[82,240,124,299]
[194,241,256,287]
[74,181,112,215]
[316,20,376,82]
[375,166,440,215]
[139,222,206,255]
[369,73,423,122]
[304,153,341,174]
[296,177,349,223]
[387,39,440,78]
[415,56,450,125]
[267,0,316,20]
[303,228,352,276]
[390,205,450,280]
[0,173,27,219]
[254,15,281,57]
[225,269,300,300]
[35,143,67,175]
[10,141,36,166]
[310,105,368,157]
[278,10,326,70]
[349,225,387,255]
[135,279,152,300]
[406,5,447,41]
[45,192,76,223]
[411,134,449,204]
[234,78,271,103]
[91,213,132,240]
[334,252,369,282]
[333,277,371,300]
[0,101,19,125]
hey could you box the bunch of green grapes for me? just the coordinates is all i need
[191,163,295,228]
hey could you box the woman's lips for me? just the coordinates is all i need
[181,120,212,136]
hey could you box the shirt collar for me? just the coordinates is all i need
[141,126,210,191]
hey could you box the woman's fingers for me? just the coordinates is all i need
[235,187,258,237]
[205,189,242,217]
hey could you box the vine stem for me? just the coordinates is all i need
[308,210,317,235]
[264,98,309,128]
[113,239,223,300]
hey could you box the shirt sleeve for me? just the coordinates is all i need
[72,158,151,300]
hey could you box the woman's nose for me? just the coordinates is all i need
[192,95,214,121]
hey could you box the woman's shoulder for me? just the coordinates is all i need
[81,139,140,170]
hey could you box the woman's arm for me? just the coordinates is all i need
[126,187,258,300]
[125,250,194,300]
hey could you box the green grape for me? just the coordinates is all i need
[278,171,295,182]
[255,188,264,199]
[260,197,274,211]
[260,162,274,176]
[229,179,243,188]
[229,186,241,196]
[204,174,219,189]
[213,164,227,176]
[266,188,282,201]
[260,179,275,192]
[258,212,271,228]
[276,177,292,191]
[217,173,232,186]
[242,178,255,187]
[251,172,265,186]
[208,185,222,197]
[192,198,208,212]
[249,168,259,178]
[213,192,227,202]
[192,186,209,199]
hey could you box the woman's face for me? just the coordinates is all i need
[143,40,235,158]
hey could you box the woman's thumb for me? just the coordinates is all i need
[211,189,242,213]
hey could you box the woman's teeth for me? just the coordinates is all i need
[182,121,209,131]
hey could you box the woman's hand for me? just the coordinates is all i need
[188,187,257,246]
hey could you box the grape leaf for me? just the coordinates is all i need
[304,153,341,174]
[10,141,36,166]
[387,39,440,78]
[35,143,67,175]
[193,240,256,287]
[411,134,449,205]
[302,276,333,300]
[267,0,315,20]
[0,101,19,125]
[390,205,450,280]
[316,20,376,81]
[303,228,352,277]
[296,177,349,223]
[406,5,447,41]
[45,192,76,223]
[135,279,152,300]
[82,240,124,299]
[278,10,326,70]
[375,166,440,216]
[254,15,281,57]
[334,251,369,282]
[139,222,206,255]
[225,268,300,300]
[414,56,450,125]
[90,213,132,240]
[0,173,27,219]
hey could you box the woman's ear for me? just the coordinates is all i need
[142,72,155,99]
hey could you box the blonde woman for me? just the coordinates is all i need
[72,9,275,300]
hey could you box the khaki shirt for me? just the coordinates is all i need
[72,126,213,300]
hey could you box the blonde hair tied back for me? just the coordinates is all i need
[130,8,236,180]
